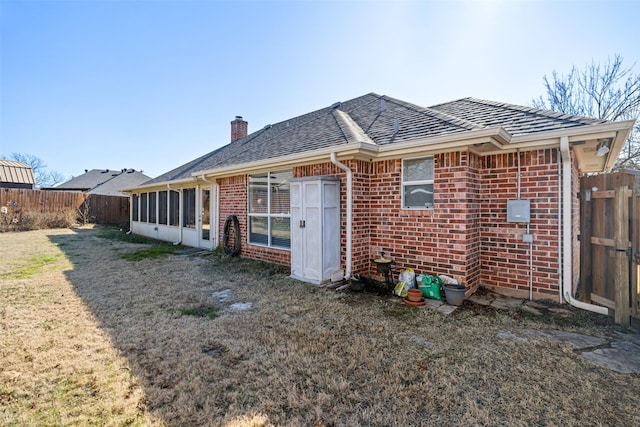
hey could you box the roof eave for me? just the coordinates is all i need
[194,142,378,179]
[121,176,197,192]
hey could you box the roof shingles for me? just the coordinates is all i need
[145,93,610,185]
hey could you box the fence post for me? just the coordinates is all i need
[614,185,630,326]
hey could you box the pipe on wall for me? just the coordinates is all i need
[330,152,352,280]
[559,136,608,314]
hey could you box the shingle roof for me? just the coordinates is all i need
[55,169,152,196]
[145,93,611,185]
[0,160,36,185]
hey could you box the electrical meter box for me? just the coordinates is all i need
[506,199,531,223]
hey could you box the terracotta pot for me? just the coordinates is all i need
[407,288,423,302]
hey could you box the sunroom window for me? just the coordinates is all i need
[182,188,196,228]
[132,194,139,222]
[140,193,148,222]
[402,157,434,209]
[158,191,168,225]
[169,190,180,226]
[149,192,157,223]
[248,170,292,249]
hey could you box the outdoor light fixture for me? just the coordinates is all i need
[595,140,610,157]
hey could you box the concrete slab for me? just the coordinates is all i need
[437,304,458,315]
[523,329,607,349]
[423,298,444,309]
[581,341,640,374]
[468,293,495,306]
[211,289,232,302]
[548,308,572,316]
[524,301,548,310]
[521,305,543,316]
[497,331,527,342]
[615,331,640,346]
[411,335,436,347]
[491,297,522,310]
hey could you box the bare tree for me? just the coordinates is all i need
[7,153,67,187]
[532,54,640,170]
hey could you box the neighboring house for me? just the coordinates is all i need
[125,93,635,304]
[51,169,152,196]
[0,160,36,189]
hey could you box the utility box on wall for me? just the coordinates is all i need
[506,199,531,223]
[290,176,341,284]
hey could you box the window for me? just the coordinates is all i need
[402,157,434,209]
[248,170,292,249]
[132,194,139,222]
[140,193,148,222]
[149,192,157,223]
[182,188,196,228]
[169,190,180,226]
[158,191,168,225]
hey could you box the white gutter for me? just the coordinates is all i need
[167,184,183,246]
[560,136,608,314]
[330,152,352,280]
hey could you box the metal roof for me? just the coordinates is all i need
[0,160,36,185]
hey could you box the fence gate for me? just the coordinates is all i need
[580,172,639,327]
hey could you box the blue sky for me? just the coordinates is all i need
[1,0,639,181]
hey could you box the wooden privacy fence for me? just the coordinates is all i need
[580,172,639,327]
[0,188,130,225]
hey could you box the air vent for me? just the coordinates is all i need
[330,101,341,109]
[263,124,272,130]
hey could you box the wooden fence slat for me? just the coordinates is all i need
[0,188,129,225]
[614,186,630,327]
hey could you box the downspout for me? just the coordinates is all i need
[168,184,183,246]
[557,149,563,304]
[200,175,219,247]
[330,152,352,280]
[559,136,608,314]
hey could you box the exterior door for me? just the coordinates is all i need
[290,177,340,284]
[199,186,212,249]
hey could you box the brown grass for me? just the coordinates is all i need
[1,226,639,426]
[0,209,77,232]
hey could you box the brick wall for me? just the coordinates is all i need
[213,147,572,299]
[217,175,291,266]
[367,152,481,288]
[293,160,373,275]
[480,149,561,297]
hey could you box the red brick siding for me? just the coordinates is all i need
[213,147,573,298]
[293,160,373,276]
[480,149,561,297]
[367,152,480,288]
[217,174,290,266]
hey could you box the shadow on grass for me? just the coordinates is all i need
[44,226,638,427]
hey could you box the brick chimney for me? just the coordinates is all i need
[231,116,248,142]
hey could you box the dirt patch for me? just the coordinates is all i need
[1,226,639,426]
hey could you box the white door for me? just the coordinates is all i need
[290,177,340,284]
[198,185,213,249]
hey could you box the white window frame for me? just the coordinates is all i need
[402,156,435,210]
[248,170,291,250]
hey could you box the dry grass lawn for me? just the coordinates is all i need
[1,226,639,426]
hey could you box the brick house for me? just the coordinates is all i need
[126,93,634,305]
